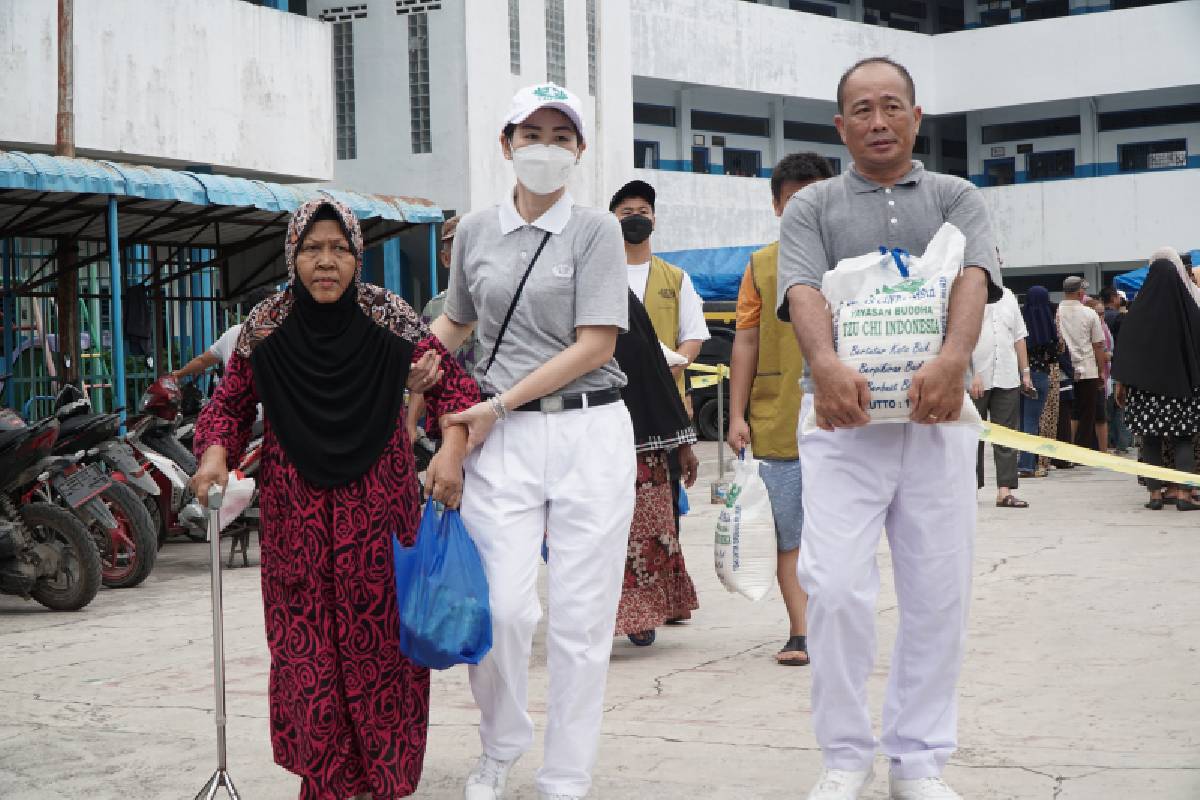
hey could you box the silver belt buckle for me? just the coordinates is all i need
[540,395,565,413]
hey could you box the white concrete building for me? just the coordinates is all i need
[1,0,333,182]
[311,0,1200,293]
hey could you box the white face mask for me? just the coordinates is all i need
[511,144,577,195]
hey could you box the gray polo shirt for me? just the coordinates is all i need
[777,161,1002,316]
[444,191,628,396]
[776,161,1003,387]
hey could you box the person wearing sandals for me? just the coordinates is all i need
[429,83,636,800]
[1112,250,1200,512]
[727,152,835,667]
[969,286,1032,508]
[611,290,701,648]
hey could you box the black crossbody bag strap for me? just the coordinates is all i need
[483,230,553,375]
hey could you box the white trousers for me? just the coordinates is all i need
[796,395,976,780]
[461,401,636,797]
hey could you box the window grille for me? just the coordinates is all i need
[508,0,521,74]
[332,21,357,160]
[586,0,597,95]
[319,4,367,21]
[395,0,441,13]
[545,0,566,86]
[409,13,432,154]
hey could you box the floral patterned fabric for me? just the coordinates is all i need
[195,340,477,800]
[614,450,699,636]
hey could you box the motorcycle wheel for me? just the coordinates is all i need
[92,482,158,589]
[22,502,103,611]
[145,429,198,473]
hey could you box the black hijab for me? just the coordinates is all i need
[249,203,415,487]
[1111,259,1200,399]
[614,291,696,451]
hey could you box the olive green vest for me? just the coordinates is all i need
[748,242,804,460]
[643,255,687,399]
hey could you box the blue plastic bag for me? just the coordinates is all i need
[393,498,493,670]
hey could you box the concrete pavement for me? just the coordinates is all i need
[1,442,1198,799]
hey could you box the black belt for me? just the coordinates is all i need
[483,387,622,413]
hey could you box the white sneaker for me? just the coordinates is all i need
[537,793,584,800]
[889,775,963,800]
[464,755,517,800]
[806,766,875,799]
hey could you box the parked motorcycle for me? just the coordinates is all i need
[0,409,103,611]
[49,385,159,589]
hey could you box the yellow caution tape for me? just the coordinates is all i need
[685,362,729,389]
[686,362,729,377]
[981,423,1200,487]
[690,374,722,389]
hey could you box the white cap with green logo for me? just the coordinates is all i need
[503,83,585,143]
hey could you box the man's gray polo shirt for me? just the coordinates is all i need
[777,161,1002,318]
[775,161,1002,389]
[444,190,629,396]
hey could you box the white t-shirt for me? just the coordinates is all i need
[1057,299,1104,380]
[971,288,1027,390]
[208,323,243,370]
[627,262,710,345]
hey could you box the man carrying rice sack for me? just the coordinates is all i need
[776,57,1004,800]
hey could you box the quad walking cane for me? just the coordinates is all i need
[194,484,241,800]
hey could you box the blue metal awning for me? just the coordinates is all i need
[0,150,443,245]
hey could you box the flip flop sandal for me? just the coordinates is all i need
[776,635,810,666]
[628,630,656,647]
[996,495,1029,508]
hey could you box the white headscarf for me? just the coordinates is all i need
[1151,246,1200,308]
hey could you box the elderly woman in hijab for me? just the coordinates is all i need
[191,198,480,800]
[1113,249,1200,511]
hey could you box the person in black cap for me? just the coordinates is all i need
[609,180,709,618]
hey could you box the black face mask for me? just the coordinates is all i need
[620,214,654,245]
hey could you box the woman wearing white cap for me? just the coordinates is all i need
[429,84,635,800]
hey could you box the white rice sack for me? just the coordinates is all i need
[802,222,981,434]
[714,456,776,602]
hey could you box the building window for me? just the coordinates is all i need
[1099,103,1200,132]
[983,157,1016,187]
[692,110,769,138]
[408,13,431,154]
[1118,139,1188,172]
[508,0,520,74]
[723,148,761,178]
[1026,149,1075,181]
[634,103,676,127]
[783,120,842,146]
[332,21,357,160]
[981,116,1080,145]
[545,0,566,86]
[586,0,597,96]
[691,146,710,174]
[789,0,838,16]
[634,140,660,170]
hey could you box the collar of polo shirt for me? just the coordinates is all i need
[499,189,576,236]
[847,160,927,193]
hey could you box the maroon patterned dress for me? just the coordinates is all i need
[195,335,478,800]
